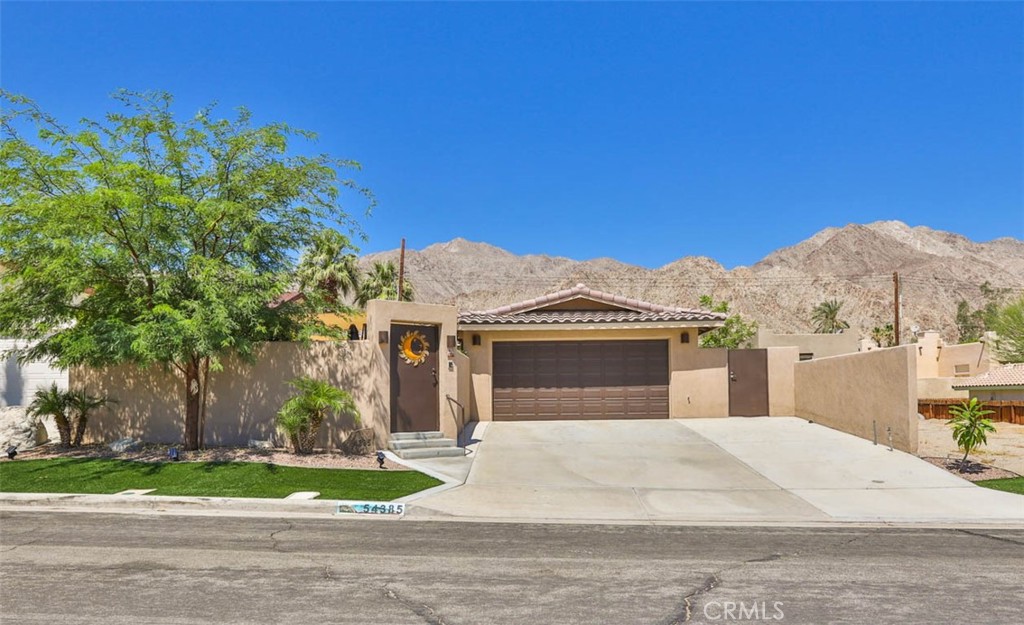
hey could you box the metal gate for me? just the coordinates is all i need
[728,349,769,417]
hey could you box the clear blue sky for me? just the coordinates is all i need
[2,2,1022,268]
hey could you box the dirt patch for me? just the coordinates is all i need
[16,442,398,471]
[918,419,1024,475]
[920,456,1020,482]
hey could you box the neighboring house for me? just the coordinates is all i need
[0,339,68,407]
[916,330,997,400]
[951,364,1024,402]
[752,328,860,361]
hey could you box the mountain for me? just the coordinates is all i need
[360,222,1024,340]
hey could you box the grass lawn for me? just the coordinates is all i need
[976,477,1024,496]
[0,458,442,500]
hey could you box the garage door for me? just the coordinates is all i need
[492,340,669,421]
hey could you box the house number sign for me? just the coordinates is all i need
[335,500,406,516]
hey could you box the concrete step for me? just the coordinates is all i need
[388,438,457,451]
[389,431,444,441]
[390,447,466,460]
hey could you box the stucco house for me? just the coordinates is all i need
[951,364,1024,402]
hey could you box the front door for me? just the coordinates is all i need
[728,349,769,416]
[390,323,440,432]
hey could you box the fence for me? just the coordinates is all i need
[918,399,1024,425]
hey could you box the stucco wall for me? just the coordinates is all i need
[75,341,391,449]
[753,329,860,359]
[458,327,732,420]
[766,346,798,416]
[915,331,994,379]
[794,345,918,453]
[917,377,969,400]
[969,389,1024,402]
[366,300,461,439]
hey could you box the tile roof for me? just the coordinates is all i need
[951,364,1024,389]
[459,284,726,326]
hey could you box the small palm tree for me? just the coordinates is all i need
[296,229,360,306]
[356,260,414,308]
[870,323,895,348]
[948,398,996,471]
[276,377,359,454]
[811,299,850,334]
[28,384,72,448]
[66,390,113,448]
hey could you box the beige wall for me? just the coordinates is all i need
[458,327,735,420]
[915,331,995,379]
[917,377,969,400]
[766,346,798,416]
[754,329,860,359]
[968,388,1024,402]
[794,345,918,453]
[75,341,392,449]
[366,300,462,439]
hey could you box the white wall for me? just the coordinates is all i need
[0,339,68,407]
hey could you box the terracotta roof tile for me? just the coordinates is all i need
[951,364,1024,389]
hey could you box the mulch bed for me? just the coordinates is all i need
[921,456,1020,482]
[15,442,388,470]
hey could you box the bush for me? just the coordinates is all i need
[27,384,111,448]
[276,377,359,454]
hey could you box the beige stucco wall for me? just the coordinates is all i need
[754,329,860,359]
[915,331,995,379]
[794,345,918,453]
[917,377,969,400]
[766,346,798,416]
[968,389,1024,402]
[366,300,462,439]
[75,341,391,449]
[457,327,733,420]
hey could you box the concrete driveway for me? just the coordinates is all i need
[409,417,1024,524]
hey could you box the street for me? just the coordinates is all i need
[1,511,1022,624]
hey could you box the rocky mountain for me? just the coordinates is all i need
[361,221,1024,340]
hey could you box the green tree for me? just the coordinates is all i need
[276,377,359,454]
[990,295,1024,363]
[66,390,114,448]
[870,323,895,348]
[296,229,360,307]
[698,295,758,349]
[956,281,1010,344]
[0,91,372,450]
[356,260,414,308]
[27,384,73,448]
[810,299,850,334]
[947,398,996,470]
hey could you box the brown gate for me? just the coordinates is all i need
[728,349,769,417]
[390,323,440,432]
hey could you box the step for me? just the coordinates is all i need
[390,447,467,460]
[389,431,444,441]
[388,438,457,451]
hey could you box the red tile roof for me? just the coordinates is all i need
[951,364,1024,389]
[459,284,725,326]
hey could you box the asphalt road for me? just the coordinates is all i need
[1,512,1022,625]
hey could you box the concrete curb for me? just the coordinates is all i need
[383,451,469,504]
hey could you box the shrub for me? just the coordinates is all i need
[276,377,358,454]
[948,398,996,471]
[27,384,111,448]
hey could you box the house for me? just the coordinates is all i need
[951,364,1024,402]
[752,328,860,361]
[916,330,998,399]
[0,339,67,407]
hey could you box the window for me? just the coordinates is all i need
[799,353,814,361]
[953,364,970,377]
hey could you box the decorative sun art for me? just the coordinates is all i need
[398,330,430,367]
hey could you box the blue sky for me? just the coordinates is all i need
[2,2,1022,268]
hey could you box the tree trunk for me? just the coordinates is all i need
[183,358,201,451]
[71,410,88,447]
[54,414,72,448]
[198,357,211,450]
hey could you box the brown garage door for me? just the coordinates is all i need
[492,340,669,421]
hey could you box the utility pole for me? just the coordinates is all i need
[893,271,901,345]
[397,238,406,301]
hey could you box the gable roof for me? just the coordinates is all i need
[951,364,1024,390]
[459,284,726,327]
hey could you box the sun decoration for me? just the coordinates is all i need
[399,330,430,367]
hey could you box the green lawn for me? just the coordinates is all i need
[0,458,442,500]
[976,477,1024,496]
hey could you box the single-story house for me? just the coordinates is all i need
[951,364,1024,402]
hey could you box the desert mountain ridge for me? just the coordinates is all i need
[361,221,1024,340]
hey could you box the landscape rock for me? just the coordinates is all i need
[108,437,142,453]
[0,406,49,451]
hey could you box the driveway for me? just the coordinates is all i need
[410,417,1024,524]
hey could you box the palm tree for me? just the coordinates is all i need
[296,229,360,306]
[811,299,850,334]
[356,260,413,308]
[66,390,113,448]
[28,384,72,448]
[870,323,895,348]
[276,377,359,454]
